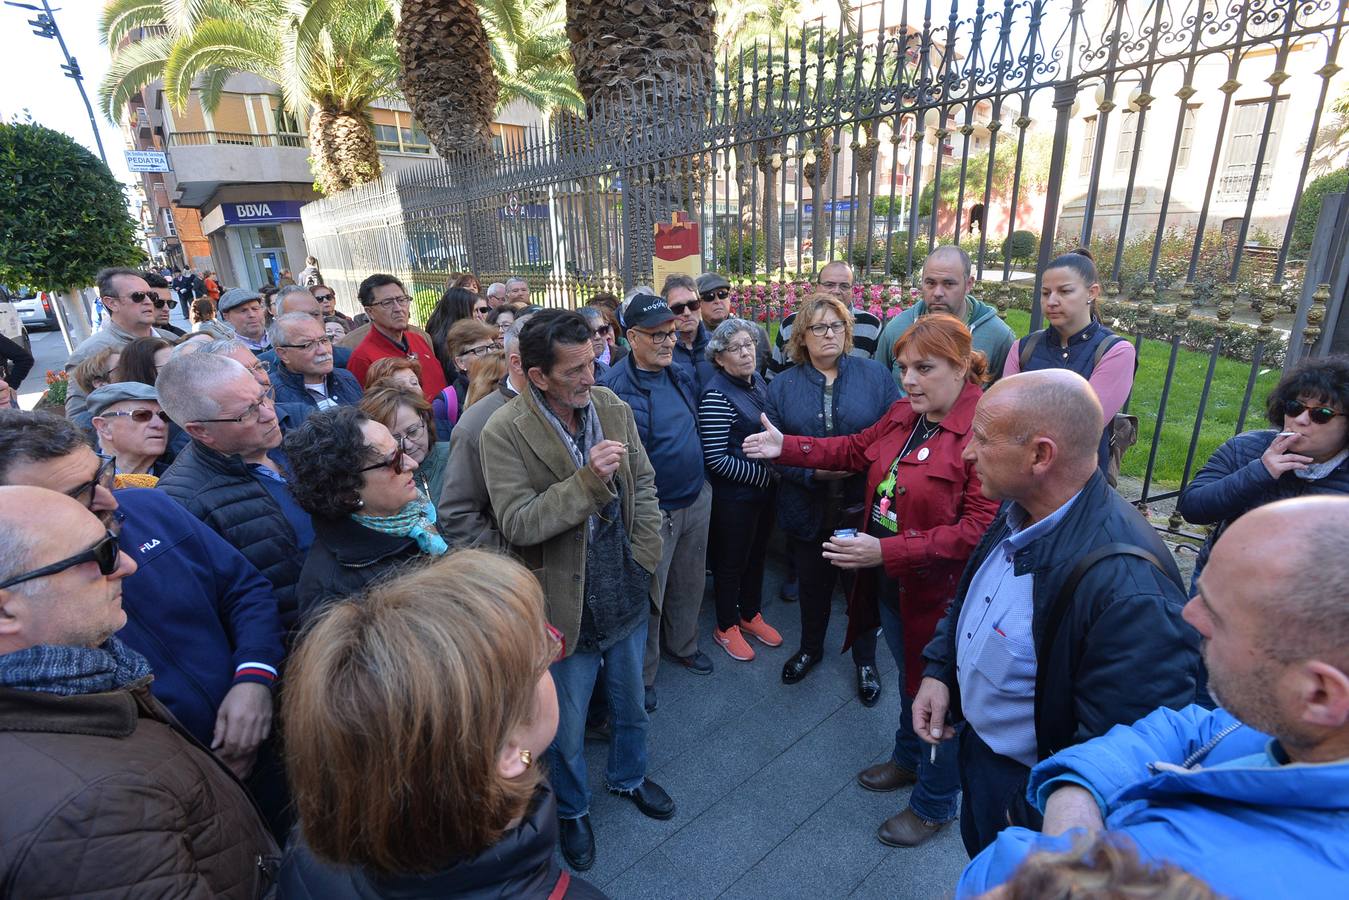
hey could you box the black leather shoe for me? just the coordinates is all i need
[857,665,882,707]
[781,650,820,684]
[559,814,595,870]
[610,779,676,820]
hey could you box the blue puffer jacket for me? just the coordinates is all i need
[958,704,1349,899]
[113,488,284,746]
[671,323,715,392]
[764,354,898,540]
[601,354,704,509]
[1177,428,1349,584]
[271,361,364,413]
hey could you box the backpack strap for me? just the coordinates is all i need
[1018,329,1045,369]
[1043,542,1171,654]
[439,385,459,425]
[1091,334,1125,370]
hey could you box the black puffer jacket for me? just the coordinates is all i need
[159,441,304,630]
[295,516,430,622]
[277,784,607,899]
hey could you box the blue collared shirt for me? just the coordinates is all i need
[955,491,1082,767]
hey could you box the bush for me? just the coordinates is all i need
[1290,167,1349,261]
[1001,230,1039,265]
[712,231,765,276]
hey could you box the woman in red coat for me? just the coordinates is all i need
[745,313,999,849]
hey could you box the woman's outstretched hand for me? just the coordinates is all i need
[742,413,785,460]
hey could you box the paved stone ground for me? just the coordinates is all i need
[561,549,971,899]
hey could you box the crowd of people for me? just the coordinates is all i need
[1,247,1346,899]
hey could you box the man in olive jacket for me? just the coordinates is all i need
[481,309,669,873]
[0,487,277,899]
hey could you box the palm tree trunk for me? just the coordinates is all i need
[804,128,834,268]
[853,123,878,277]
[308,107,382,194]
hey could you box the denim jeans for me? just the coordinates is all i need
[878,600,961,824]
[547,619,649,819]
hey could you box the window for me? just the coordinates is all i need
[1114,111,1139,172]
[1079,116,1097,177]
[374,119,431,154]
[1176,104,1199,169]
[1219,98,1287,198]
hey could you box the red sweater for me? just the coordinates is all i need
[347,326,448,401]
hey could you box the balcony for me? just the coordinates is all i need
[168,130,308,148]
[164,130,315,206]
[136,107,152,136]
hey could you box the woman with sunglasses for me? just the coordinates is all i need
[285,406,447,620]
[87,382,173,486]
[1178,355,1349,587]
[579,305,625,372]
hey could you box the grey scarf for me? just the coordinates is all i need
[532,384,608,536]
[0,636,152,697]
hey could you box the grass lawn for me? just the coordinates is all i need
[1001,310,1281,489]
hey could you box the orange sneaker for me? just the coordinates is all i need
[739,613,783,648]
[714,625,755,661]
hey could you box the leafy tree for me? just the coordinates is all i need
[100,0,401,194]
[918,133,1053,222]
[1290,166,1349,260]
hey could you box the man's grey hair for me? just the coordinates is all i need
[925,244,973,280]
[503,312,534,355]
[275,284,319,315]
[506,277,528,289]
[486,282,506,298]
[661,274,698,300]
[193,337,251,358]
[155,353,249,425]
[706,317,759,362]
[0,500,41,595]
[269,311,320,348]
[578,306,605,325]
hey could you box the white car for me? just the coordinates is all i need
[8,286,59,330]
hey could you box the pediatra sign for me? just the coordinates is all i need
[124,150,170,172]
[221,200,307,226]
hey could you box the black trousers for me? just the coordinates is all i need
[793,535,876,665]
[709,495,775,631]
[957,725,1041,857]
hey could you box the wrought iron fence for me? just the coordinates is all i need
[301,0,1349,514]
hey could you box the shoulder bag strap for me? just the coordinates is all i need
[1018,329,1045,369]
[1043,542,1169,653]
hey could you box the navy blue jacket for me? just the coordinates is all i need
[765,354,899,540]
[158,442,308,632]
[114,488,284,746]
[1177,429,1349,585]
[923,470,1201,817]
[257,344,351,371]
[672,323,715,392]
[601,354,705,510]
[271,361,364,413]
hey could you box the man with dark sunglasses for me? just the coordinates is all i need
[64,267,178,420]
[0,409,288,837]
[697,271,770,377]
[0,485,279,897]
[663,274,714,392]
[144,270,186,337]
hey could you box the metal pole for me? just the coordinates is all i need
[9,0,110,166]
[1029,80,1078,333]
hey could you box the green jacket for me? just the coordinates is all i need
[480,385,663,657]
[878,296,1016,393]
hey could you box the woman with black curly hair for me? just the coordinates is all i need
[285,405,448,620]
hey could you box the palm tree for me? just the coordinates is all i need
[397,0,499,160]
[100,0,401,195]
[481,0,583,119]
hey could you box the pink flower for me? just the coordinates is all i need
[885,307,902,319]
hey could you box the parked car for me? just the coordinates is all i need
[7,286,59,331]
[0,287,32,355]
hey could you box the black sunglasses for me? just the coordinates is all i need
[700,288,731,301]
[359,446,409,475]
[0,530,121,590]
[65,455,116,512]
[313,293,335,302]
[474,305,491,314]
[151,297,177,310]
[670,299,701,315]
[100,408,171,424]
[1284,400,1342,425]
[109,291,154,304]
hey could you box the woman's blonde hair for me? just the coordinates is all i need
[445,318,498,362]
[72,348,120,393]
[786,292,855,366]
[466,352,507,409]
[1002,833,1218,900]
[284,549,554,874]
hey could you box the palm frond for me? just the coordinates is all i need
[100,0,168,48]
[162,18,281,110]
[98,33,172,121]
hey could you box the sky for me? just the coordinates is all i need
[0,1,135,186]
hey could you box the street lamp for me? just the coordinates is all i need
[5,0,109,166]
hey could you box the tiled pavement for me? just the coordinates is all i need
[562,553,970,899]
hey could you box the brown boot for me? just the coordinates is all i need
[856,760,917,793]
[877,808,949,848]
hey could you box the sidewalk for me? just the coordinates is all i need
[570,558,970,899]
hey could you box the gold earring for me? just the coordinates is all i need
[519,749,533,769]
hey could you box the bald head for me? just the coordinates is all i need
[985,370,1103,469]
[1213,496,1349,665]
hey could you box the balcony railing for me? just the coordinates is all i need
[167,130,308,149]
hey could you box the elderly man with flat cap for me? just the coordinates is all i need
[88,382,174,483]
[913,369,1202,857]
[960,495,1349,897]
[219,287,272,353]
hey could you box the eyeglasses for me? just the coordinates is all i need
[108,291,154,304]
[806,321,847,337]
[279,336,334,353]
[359,445,408,475]
[149,296,177,310]
[1284,399,1343,425]
[590,324,612,337]
[636,329,678,345]
[192,387,275,425]
[459,343,502,358]
[669,299,701,315]
[474,306,491,315]
[367,296,412,310]
[390,421,425,449]
[99,408,171,424]
[65,454,116,512]
[0,530,122,590]
[700,288,731,301]
[818,280,853,292]
[723,340,757,355]
[313,293,335,302]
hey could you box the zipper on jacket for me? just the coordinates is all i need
[1147,721,1244,775]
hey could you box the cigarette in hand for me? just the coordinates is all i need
[930,743,937,764]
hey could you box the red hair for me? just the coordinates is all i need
[892,312,989,385]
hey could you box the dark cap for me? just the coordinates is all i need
[87,381,159,417]
[697,272,731,295]
[624,293,675,329]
